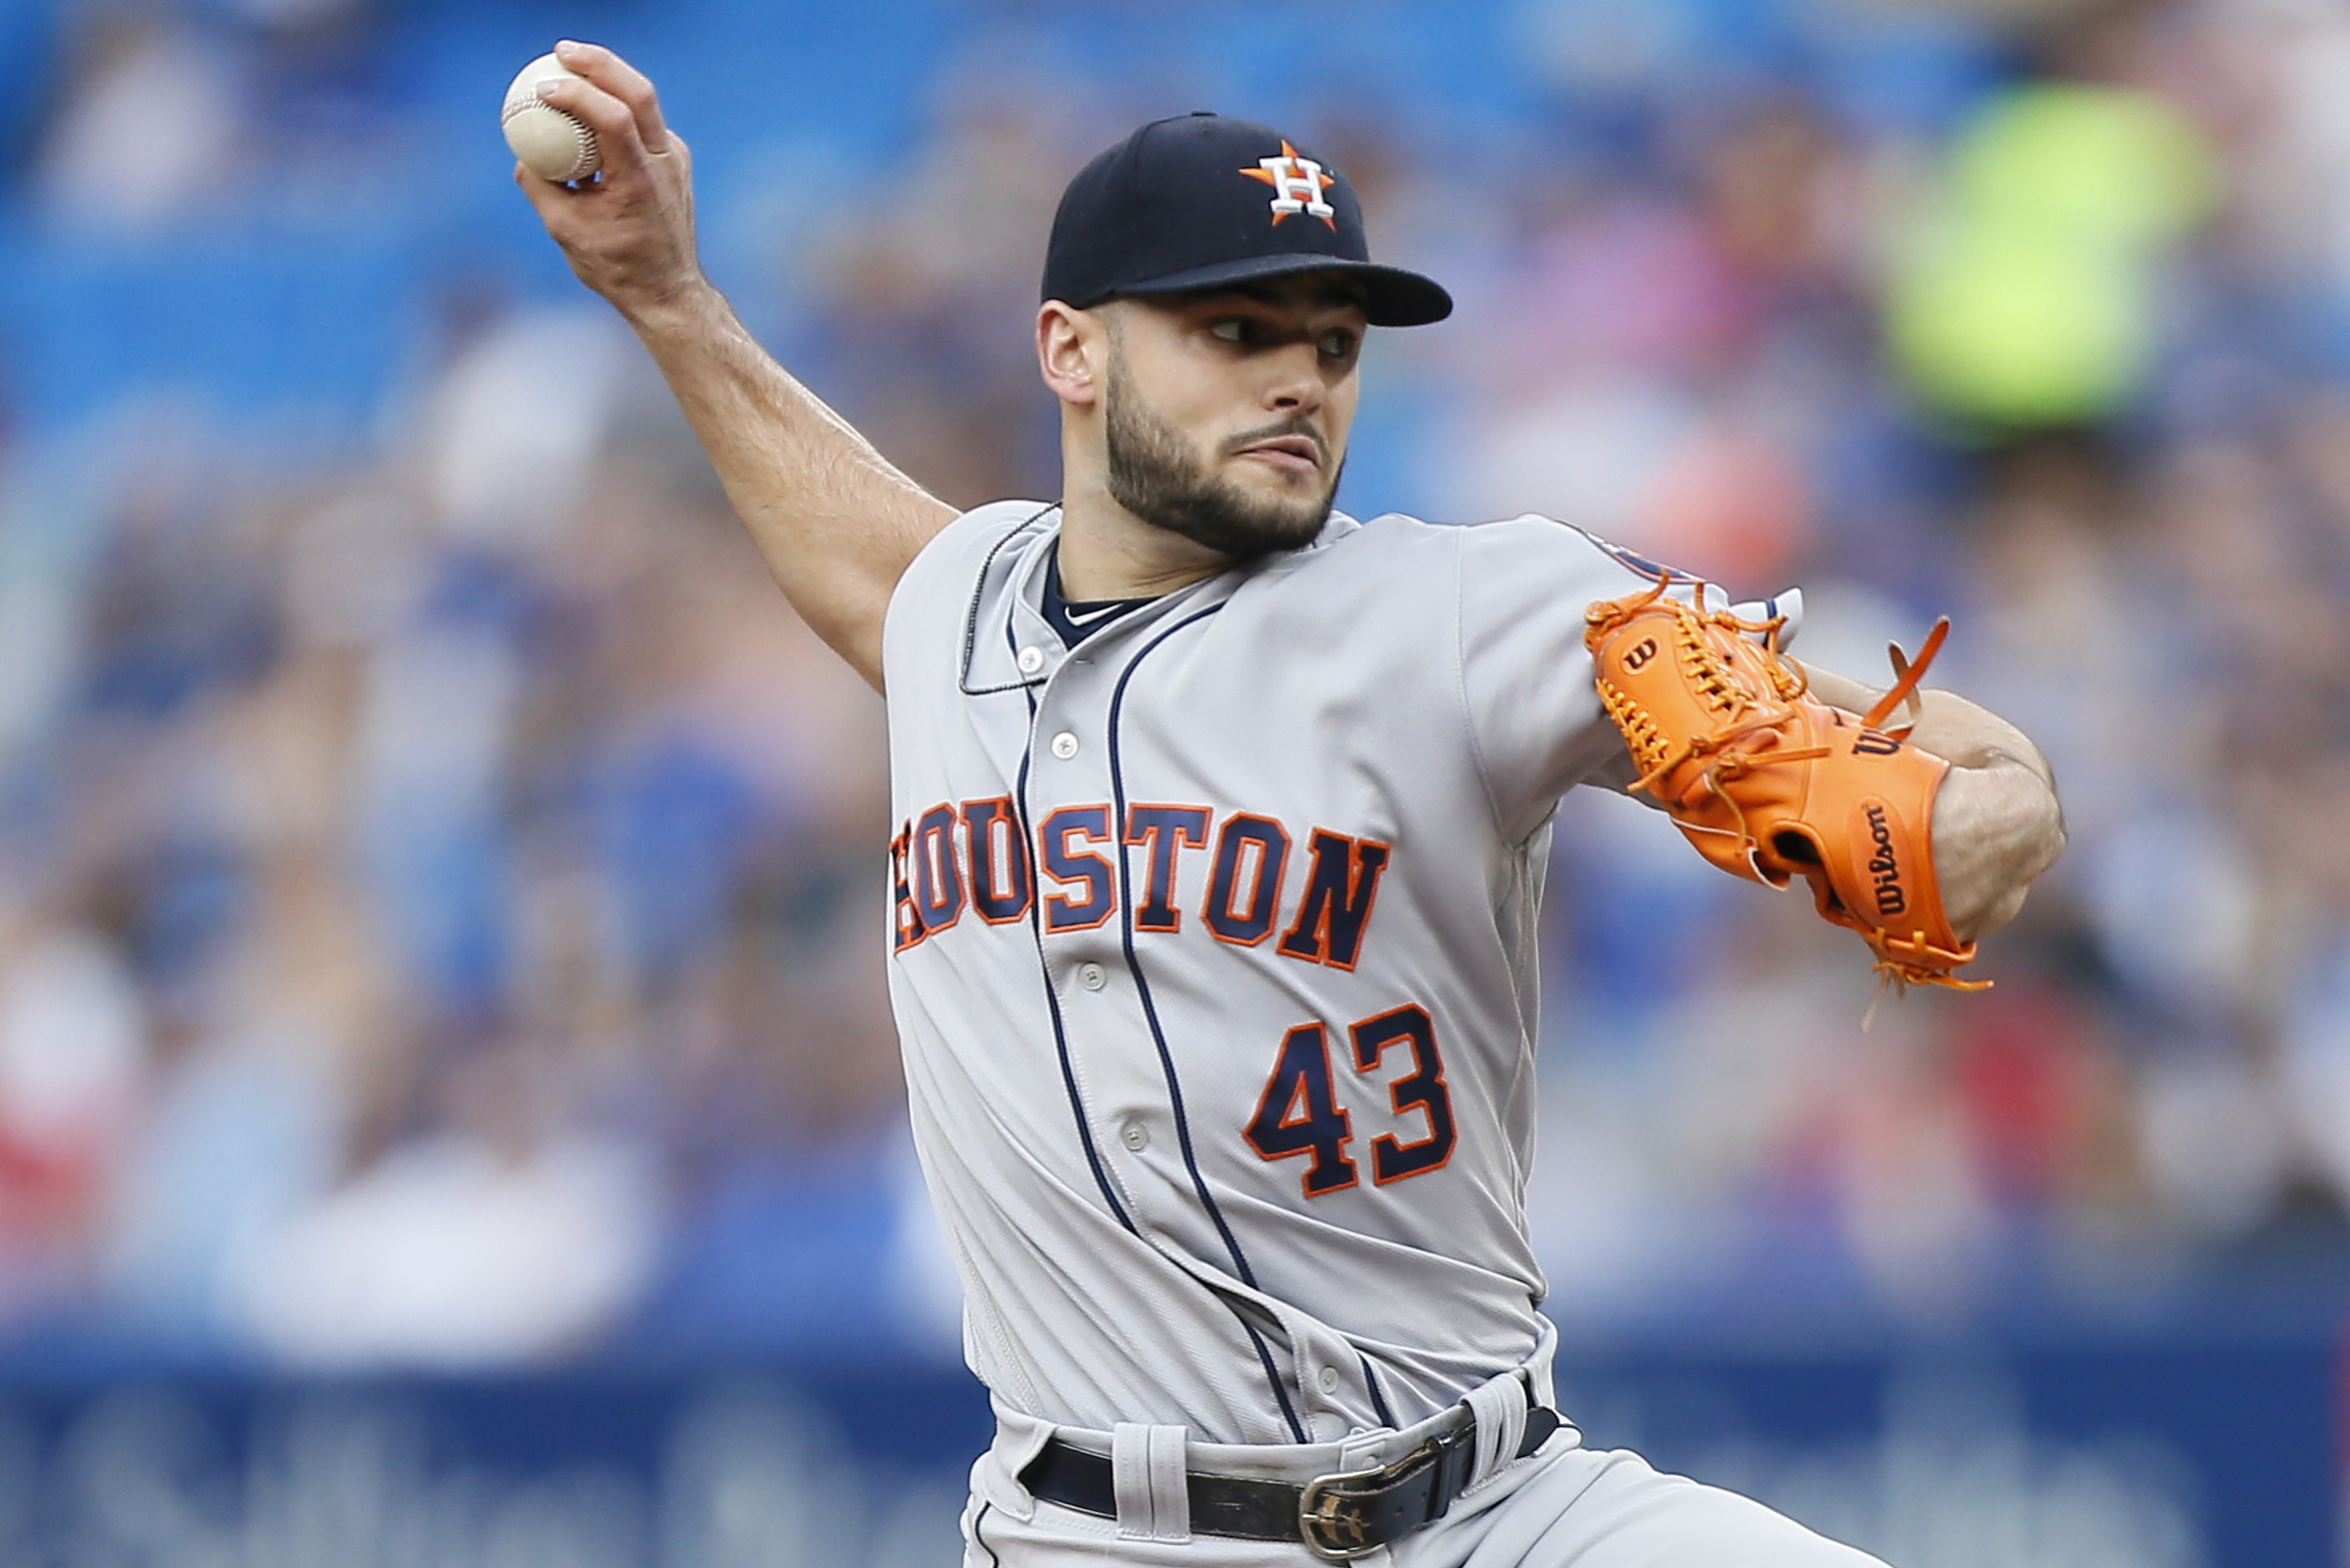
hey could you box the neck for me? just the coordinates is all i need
[1056,473,1235,602]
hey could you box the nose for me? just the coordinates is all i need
[1263,342,1325,417]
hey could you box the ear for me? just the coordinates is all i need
[1038,301,1105,409]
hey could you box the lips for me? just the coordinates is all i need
[1236,435,1322,473]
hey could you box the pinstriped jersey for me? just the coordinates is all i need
[880,501,1776,1446]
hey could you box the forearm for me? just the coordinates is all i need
[628,283,955,690]
[1801,662,2065,940]
[1800,665,2045,778]
[517,42,956,695]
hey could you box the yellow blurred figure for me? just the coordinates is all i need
[1889,83,2216,432]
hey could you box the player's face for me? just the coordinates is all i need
[1101,278,1365,558]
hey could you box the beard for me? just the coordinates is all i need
[1103,352,1341,560]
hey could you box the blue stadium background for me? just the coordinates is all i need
[0,0,2342,1562]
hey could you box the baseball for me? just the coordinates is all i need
[502,53,600,183]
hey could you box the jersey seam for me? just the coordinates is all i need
[1106,599,1310,1443]
[1360,1354,1398,1429]
[1110,605,1256,1286]
[1014,635,1139,1235]
[951,1219,1046,1414]
[1451,526,1513,843]
[972,1501,1001,1567]
[1244,1324,1308,1442]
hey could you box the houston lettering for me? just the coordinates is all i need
[892,798,1391,969]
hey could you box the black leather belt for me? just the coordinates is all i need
[1020,1407,1561,1560]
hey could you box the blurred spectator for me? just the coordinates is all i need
[0,0,2341,1371]
[37,13,249,230]
[225,1038,659,1370]
[0,923,145,1318]
[1885,80,2215,432]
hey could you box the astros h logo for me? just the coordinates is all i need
[1240,140,1336,229]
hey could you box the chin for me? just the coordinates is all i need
[1224,465,1324,506]
[1227,475,1328,521]
[1251,499,1338,550]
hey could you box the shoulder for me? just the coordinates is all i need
[1275,511,1675,607]
[1236,511,1683,627]
[896,501,1055,598]
[1458,513,1662,576]
[1215,513,1468,643]
[881,500,1058,696]
[1451,514,1807,660]
[1252,509,1461,588]
[886,502,1053,631]
[1452,513,1727,626]
[1287,510,1667,574]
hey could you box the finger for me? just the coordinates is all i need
[515,160,576,222]
[531,71,651,177]
[554,39,672,154]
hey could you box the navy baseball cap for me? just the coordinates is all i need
[1042,113,1452,328]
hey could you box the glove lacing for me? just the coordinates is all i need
[1591,579,1831,855]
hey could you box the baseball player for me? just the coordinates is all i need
[519,43,2065,1566]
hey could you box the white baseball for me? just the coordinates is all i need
[502,53,600,183]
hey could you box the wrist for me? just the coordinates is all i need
[618,273,725,341]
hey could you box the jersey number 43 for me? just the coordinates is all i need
[1244,1003,1455,1196]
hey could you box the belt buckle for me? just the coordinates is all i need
[1297,1437,1439,1562]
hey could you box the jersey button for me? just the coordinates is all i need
[1017,646,1045,675]
[1317,1366,1341,1394]
[1050,732,1079,760]
[1120,1119,1150,1152]
[1078,962,1108,991]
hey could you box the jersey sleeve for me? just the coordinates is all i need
[1454,516,1800,843]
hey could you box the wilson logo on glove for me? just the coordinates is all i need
[1862,802,1906,917]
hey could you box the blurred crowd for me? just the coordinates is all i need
[0,0,2346,1371]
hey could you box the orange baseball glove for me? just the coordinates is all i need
[1583,576,1985,993]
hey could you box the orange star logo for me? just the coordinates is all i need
[1241,140,1337,229]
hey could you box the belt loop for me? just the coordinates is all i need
[1112,1423,1191,1542]
[1521,1318,1560,1414]
[1461,1372,1528,1495]
[1148,1424,1190,1542]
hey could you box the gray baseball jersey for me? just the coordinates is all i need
[882,501,1784,1447]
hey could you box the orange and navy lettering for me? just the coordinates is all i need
[889,798,1393,965]
[913,804,965,935]
[1204,812,1291,946]
[1041,804,1118,931]
[962,796,1031,923]
[1276,829,1391,970]
[1243,1023,1358,1196]
[890,824,925,953]
[1244,1003,1458,1197]
[1125,804,1210,931]
[1350,1004,1457,1184]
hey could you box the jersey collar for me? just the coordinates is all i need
[958,505,1361,695]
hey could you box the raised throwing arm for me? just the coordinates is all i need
[514,41,956,693]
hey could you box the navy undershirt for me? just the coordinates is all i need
[1043,544,1158,648]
